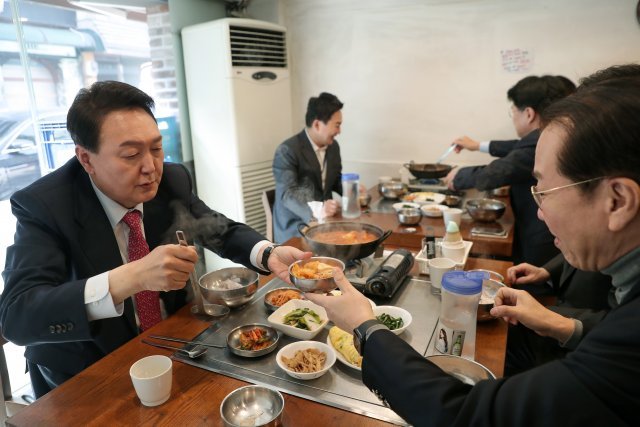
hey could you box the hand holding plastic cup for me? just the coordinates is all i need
[130,355,173,406]
[428,257,456,295]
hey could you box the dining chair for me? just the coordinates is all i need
[261,189,276,242]
[0,332,28,424]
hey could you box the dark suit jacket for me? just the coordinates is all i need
[543,253,612,335]
[453,130,559,266]
[272,130,342,243]
[362,280,640,426]
[0,158,266,384]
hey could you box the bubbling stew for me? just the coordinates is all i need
[311,230,377,245]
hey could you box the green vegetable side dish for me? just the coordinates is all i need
[376,313,404,330]
[283,308,322,330]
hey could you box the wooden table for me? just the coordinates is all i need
[340,187,515,259]
[8,241,510,427]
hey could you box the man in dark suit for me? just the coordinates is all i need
[0,81,308,398]
[307,66,640,426]
[444,75,575,266]
[273,92,344,243]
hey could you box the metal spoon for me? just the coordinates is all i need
[176,230,230,317]
[142,339,208,358]
[436,145,456,164]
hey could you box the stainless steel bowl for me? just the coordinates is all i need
[466,198,506,222]
[220,385,284,427]
[477,278,505,322]
[426,355,496,385]
[359,193,372,207]
[442,194,462,207]
[397,207,422,225]
[289,256,345,293]
[379,180,409,199]
[226,324,280,357]
[263,287,303,312]
[199,267,259,308]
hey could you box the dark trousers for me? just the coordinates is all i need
[27,360,73,398]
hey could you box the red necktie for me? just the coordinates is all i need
[122,210,162,331]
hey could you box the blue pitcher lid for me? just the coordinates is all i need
[441,271,487,295]
[342,173,359,181]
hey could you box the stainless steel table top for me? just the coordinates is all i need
[175,275,441,426]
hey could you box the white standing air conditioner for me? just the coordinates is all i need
[182,18,292,271]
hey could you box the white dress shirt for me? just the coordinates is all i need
[305,129,327,190]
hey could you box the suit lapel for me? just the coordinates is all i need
[299,132,323,191]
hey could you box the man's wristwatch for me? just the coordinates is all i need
[353,319,388,356]
[261,244,279,271]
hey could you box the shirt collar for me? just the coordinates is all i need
[89,177,144,228]
[602,245,640,305]
[304,128,326,153]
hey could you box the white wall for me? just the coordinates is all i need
[258,0,640,187]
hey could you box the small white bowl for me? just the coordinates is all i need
[392,202,421,212]
[276,340,336,380]
[421,204,449,218]
[373,305,412,335]
[267,299,328,340]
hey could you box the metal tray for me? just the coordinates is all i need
[175,276,442,426]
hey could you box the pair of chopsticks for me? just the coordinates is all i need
[148,334,225,349]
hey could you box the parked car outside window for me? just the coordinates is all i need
[0,111,69,200]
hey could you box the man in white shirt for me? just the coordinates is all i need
[272,92,344,243]
[0,81,309,397]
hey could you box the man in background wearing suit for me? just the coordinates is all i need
[272,92,344,243]
[0,81,308,398]
[444,75,575,266]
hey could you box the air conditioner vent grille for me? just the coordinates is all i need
[229,25,287,68]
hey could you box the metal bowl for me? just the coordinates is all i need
[397,207,422,225]
[465,198,506,222]
[426,355,496,385]
[379,180,409,199]
[289,256,345,293]
[442,194,462,207]
[477,279,506,322]
[220,385,284,427]
[263,287,303,312]
[199,267,259,308]
[226,324,280,357]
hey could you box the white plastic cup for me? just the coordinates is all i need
[443,208,463,228]
[441,241,466,263]
[129,355,173,407]
[428,257,456,295]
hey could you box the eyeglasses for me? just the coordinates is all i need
[530,177,606,208]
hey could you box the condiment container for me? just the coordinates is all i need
[433,271,487,360]
[341,173,361,218]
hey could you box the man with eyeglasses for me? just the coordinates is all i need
[444,75,575,266]
[305,65,640,426]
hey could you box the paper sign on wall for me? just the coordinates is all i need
[500,49,534,73]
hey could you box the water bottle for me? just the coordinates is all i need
[341,173,361,218]
[433,270,486,360]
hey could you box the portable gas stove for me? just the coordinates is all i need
[408,178,449,193]
[345,248,415,299]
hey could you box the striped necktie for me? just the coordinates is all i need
[122,210,162,331]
